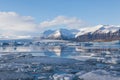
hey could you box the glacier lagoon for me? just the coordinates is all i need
[0,40,120,80]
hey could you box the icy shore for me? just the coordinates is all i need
[0,53,120,80]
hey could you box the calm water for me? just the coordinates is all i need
[0,41,120,61]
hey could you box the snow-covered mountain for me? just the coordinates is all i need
[42,29,79,40]
[76,25,120,41]
[42,25,120,41]
[76,25,120,37]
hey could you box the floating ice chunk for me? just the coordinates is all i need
[53,73,74,80]
[78,70,120,80]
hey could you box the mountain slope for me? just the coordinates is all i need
[42,29,79,40]
[42,25,120,41]
[76,25,120,41]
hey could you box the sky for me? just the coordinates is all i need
[0,0,120,37]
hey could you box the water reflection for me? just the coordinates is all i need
[0,42,120,61]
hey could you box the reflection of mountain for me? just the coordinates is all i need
[43,46,80,57]
[51,46,61,56]
[43,46,61,57]
[44,45,120,62]
[0,41,120,61]
[54,46,81,57]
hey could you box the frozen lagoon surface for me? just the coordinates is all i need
[0,40,120,80]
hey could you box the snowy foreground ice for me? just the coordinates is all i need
[0,53,120,80]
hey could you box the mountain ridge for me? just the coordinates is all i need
[42,28,79,40]
[42,25,120,42]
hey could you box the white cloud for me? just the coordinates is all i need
[39,16,85,29]
[0,12,37,37]
[0,12,86,38]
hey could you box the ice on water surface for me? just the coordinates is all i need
[0,40,120,80]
